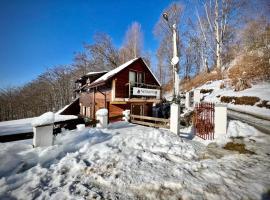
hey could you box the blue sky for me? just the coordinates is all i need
[0,0,195,88]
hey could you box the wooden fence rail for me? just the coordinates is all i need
[130,114,170,128]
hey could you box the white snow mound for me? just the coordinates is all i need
[31,112,55,127]
[96,108,108,116]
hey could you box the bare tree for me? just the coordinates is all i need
[120,22,143,63]
[196,0,246,71]
[85,33,120,70]
[73,52,91,77]
[240,17,270,52]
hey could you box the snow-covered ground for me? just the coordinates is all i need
[197,80,270,118]
[0,121,270,200]
[198,80,270,101]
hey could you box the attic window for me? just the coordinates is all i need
[137,72,144,84]
[129,71,144,84]
[129,71,136,84]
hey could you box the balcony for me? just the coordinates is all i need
[122,82,161,102]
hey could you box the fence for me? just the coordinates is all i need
[0,118,85,143]
[130,114,170,128]
[194,102,215,140]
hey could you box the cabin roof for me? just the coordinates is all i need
[90,57,161,87]
[86,70,108,76]
[75,70,108,83]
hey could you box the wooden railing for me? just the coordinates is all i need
[0,118,86,143]
[126,82,161,98]
[130,114,169,128]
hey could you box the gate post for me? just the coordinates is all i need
[185,92,190,109]
[32,112,54,147]
[193,89,201,105]
[214,104,227,135]
[170,103,180,135]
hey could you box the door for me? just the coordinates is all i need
[131,104,144,116]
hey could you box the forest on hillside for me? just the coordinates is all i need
[0,0,269,121]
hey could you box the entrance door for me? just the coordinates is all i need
[131,104,144,116]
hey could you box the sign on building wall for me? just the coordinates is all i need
[133,87,160,99]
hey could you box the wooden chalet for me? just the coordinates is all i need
[75,57,161,121]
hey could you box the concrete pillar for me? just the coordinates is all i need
[193,89,201,105]
[33,124,53,147]
[170,103,180,135]
[32,112,54,147]
[185,92,190,109]
[96,108,108,128]
[214,104,227,135]
[122,110,130,122]
[76,124,85,131]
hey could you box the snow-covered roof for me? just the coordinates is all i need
[86,70,108,76]
[56,97,79,115]
[91,58,139,85]
[91,57,161,86]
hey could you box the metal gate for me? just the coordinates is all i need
[194,102,215,140]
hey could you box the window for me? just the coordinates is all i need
[129,71,144,84]
[137,72,144,84]
[129,71,136,85]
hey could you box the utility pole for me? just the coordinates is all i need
[163,13,180,103]
[172,24,180,101]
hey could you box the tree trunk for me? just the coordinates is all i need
[215,0,222,70]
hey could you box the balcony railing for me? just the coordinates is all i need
[125,82,161,99]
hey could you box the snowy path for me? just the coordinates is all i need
[0,121,270,200]
[228,109,270,135]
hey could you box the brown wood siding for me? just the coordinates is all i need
[79,87,111,119]
[115,61,159,98]
[108,104,130,117]
[80,93,92,107]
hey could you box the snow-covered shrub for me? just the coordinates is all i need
[220,96,260,105]
[234,78,251,91]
